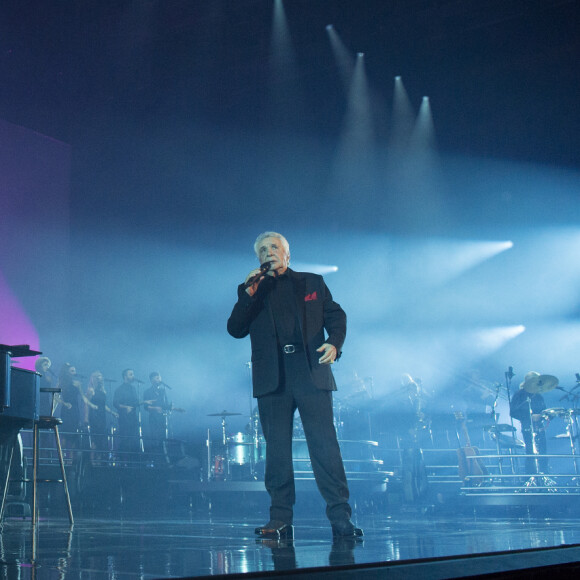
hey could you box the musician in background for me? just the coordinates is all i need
[400,374,432,445]
[35,356,56,416]
[510,371,548,474]
[143,372,170,456]
[402,374,424,417]
[58,363,96,451]
[113,369,141,458]
[86,371,117,460]
[399,373,429,502]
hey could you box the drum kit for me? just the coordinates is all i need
[205,410,264,481]
[204,403,378,481]
[520,374,580,478]
[486,374,561,451]
[203,370,580,481]
[473,371,580,479]
[520,375,579,450]
[542,405,580,473]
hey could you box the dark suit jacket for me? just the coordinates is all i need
[227,269,346,397]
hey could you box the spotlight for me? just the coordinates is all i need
[395,75,401,81]
[422,96,429,102]
[326,24,333,31]
[357,52,364,58]
[294,263,339,275]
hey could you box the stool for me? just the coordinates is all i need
[31,415,74,526]
[0,433,31,518]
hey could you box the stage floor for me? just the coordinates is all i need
[1,507,580,579]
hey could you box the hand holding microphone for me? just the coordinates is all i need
[244,261,273,296]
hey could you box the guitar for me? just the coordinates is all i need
[455,412,488,480]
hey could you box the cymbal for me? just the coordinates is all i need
[207,410,242,417]
[542,407,566,419]
[486,424,516,433]
[522,374,558,394]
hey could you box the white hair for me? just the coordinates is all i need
[253,231,290,258]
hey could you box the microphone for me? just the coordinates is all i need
[575,373,580,383]
[244,262,273,288]
[161,381,172,390]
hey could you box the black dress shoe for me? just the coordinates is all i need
[255,520,294,540]
[331,520,364,539]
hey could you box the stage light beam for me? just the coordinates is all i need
[471,325,526,354]
[411,95,436,151]
[293,263,339,275]
[389,76,414,150]
[268,0,300,122]
[326,24,356,90]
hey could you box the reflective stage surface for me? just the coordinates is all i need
[2,508,580,579]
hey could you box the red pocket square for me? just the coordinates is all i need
[304,291,317,302]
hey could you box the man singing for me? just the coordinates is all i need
[227,231,362,540]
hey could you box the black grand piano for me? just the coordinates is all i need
[0,344,41,508]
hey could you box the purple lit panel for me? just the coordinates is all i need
[0,270,39,370]
[0,118,70,367]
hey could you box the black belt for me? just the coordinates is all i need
[282,344,303,354]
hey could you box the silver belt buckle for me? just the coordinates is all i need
[283,344,296,354]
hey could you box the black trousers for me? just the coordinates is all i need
[257,350,351,525]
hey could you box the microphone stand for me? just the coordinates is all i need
[504,366,517,475]
[135,380,145,456]
[491,384,503,475]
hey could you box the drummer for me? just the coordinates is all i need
[510,371,550,474]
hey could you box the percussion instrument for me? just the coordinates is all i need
[227,432,253,466]
[521,374,558,394]
[542,407,574,420]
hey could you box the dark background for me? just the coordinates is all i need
[1,1,579,234]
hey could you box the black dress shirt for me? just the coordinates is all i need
[268,274,302,346]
